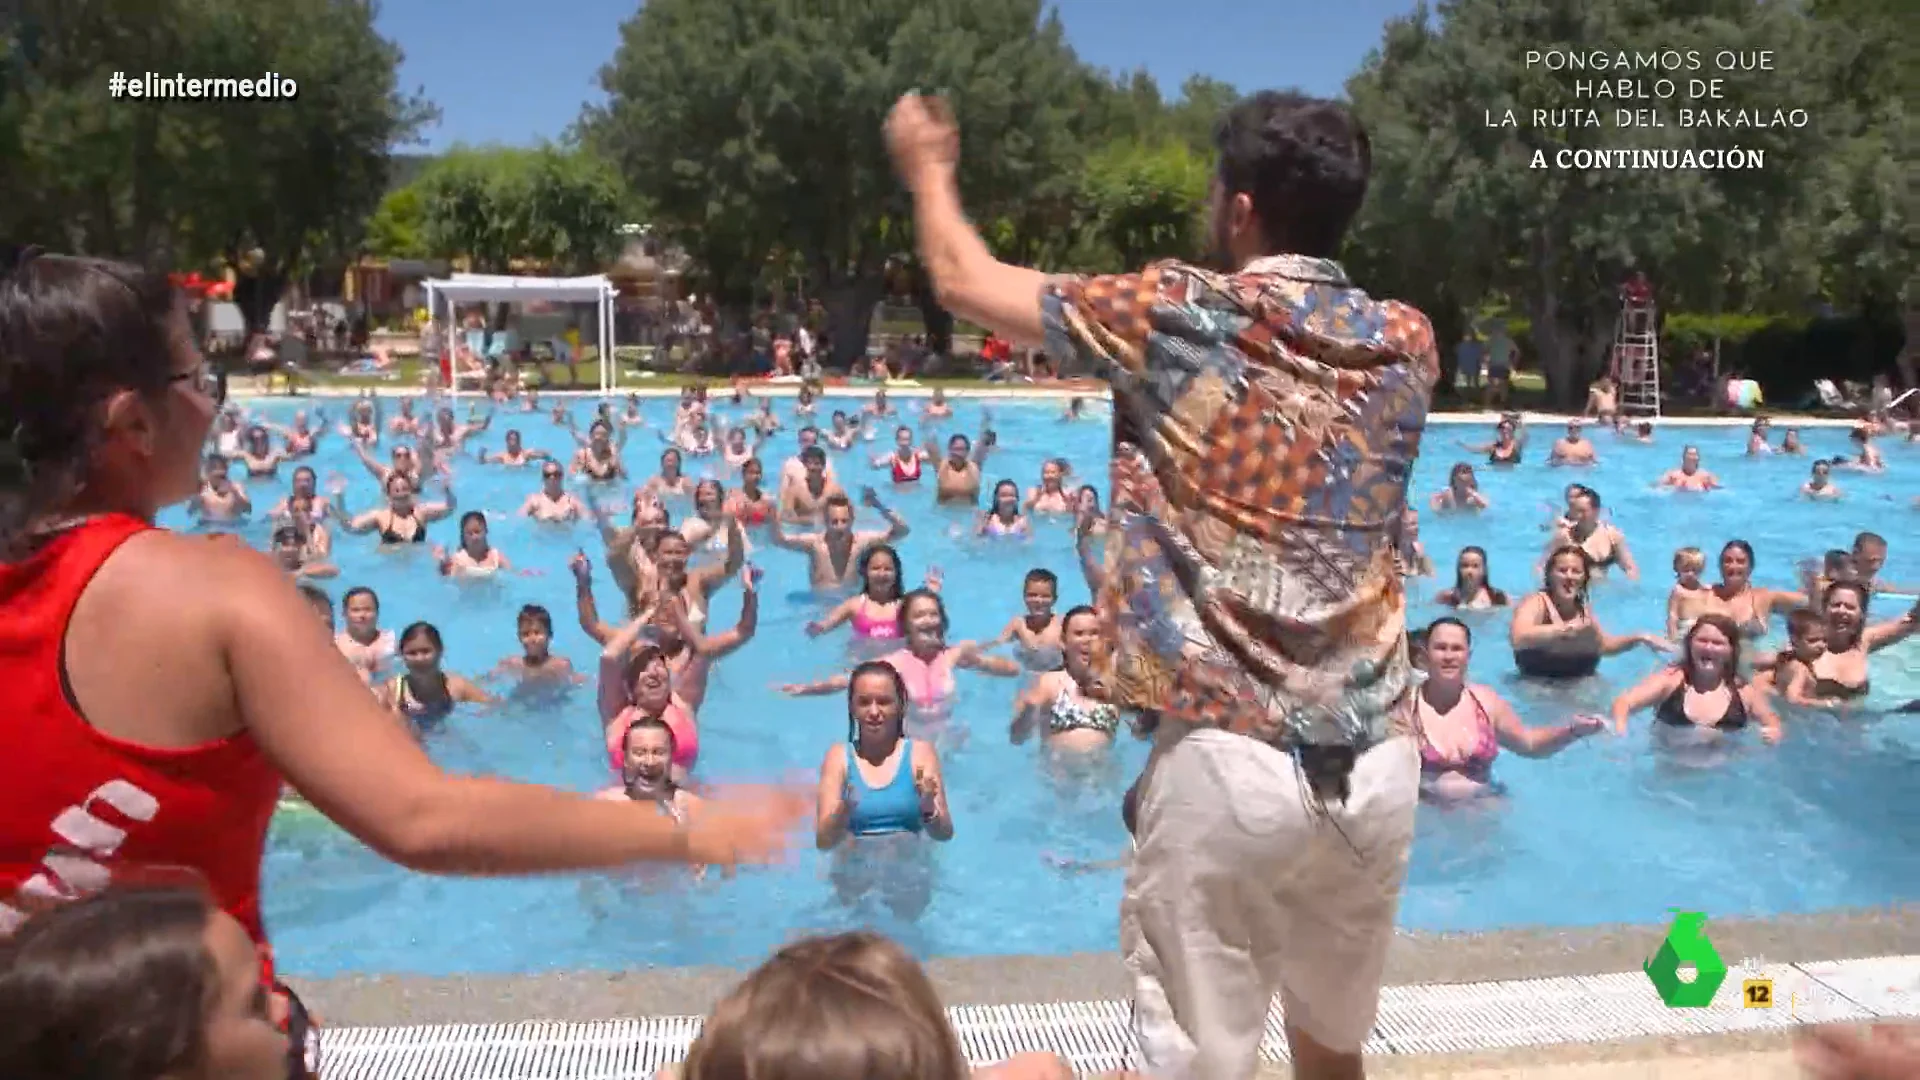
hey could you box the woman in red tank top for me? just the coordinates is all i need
[0,255,807,973]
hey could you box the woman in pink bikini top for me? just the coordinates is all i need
[1416,618,1603,802]
[599,629,701,782]
[805,545,929,646]
[784,590,1021,721]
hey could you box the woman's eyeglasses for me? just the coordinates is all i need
[168,361,224,406]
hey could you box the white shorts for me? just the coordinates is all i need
[1120,727,1419,1078]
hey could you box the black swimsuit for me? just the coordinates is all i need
[1489,442,1522,466]
[1571,522,1620,570]
[1513,593,1600,679]
[1654,683,1748,731]
[1809,648,1871,700]
[1812,677,1870,700]
[379,513,428,544]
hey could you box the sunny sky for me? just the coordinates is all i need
[376,0,1421,152]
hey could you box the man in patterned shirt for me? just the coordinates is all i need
[888,90,1437,1079]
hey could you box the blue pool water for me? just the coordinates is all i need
[173,397,1920,976]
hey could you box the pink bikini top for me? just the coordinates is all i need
[886,649,956,709]
[1417,688,1498,781]
[849,597,902,640]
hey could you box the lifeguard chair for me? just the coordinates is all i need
[1613,294,1661,417]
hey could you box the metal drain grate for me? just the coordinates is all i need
[316,954,1920,1078]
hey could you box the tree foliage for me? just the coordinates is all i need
[587,0,1091,360]
[1344,0,1902,404]
[365,185,428,260]
[413,145,629,275]
[1078,138,1209,269]
[1,0,432,332]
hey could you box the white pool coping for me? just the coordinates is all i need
[315,953,1920,1077]
[227,385,1875,428]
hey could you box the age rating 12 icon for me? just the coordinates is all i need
[1645,910,1729,1008]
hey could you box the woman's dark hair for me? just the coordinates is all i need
[989,478,1019,508]
[397,621,443,653]
[1822,579,1870,615]
[1425,615,1472,645]
[621,642,669,700]
[1213,91,1371,257]
[1679,613,1745,685]
[860,544,903,602]
[516,603,552,633]
[1542,544,1594,610]
[342,585,379,611]
[458,509,486,533]
[0,885,218,1080]
[845,659,910,742]
[899,588,949,636]
[0,253,182,550]
[1450,546,1509,607]
[1053,604,1101,672]
[1720,539,1755,569]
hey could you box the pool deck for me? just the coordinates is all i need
[301,906,1920,1077]
[228,383,1872,428]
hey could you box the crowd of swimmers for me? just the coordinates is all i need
[171,387,1920,861]
[10,376,1920,1080]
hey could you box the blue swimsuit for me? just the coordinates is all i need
[845,740,924,837]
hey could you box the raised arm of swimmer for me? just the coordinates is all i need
[856,487,910,546]
[1862,601,1920,652]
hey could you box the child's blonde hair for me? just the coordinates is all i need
[681,932,968,1080]
[1673,547,1706,574]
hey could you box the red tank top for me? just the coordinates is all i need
[0,514,283,962]
[891,453,921,483]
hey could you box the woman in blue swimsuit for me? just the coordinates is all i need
[813,660,953,918]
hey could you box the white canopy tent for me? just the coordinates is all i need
[423,272,619,395]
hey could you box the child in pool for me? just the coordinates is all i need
[1666,546,1715,640]
[1754,607,1827,694]
[987,568,1064,670]
[491,604,585,689]
[1801,548,1860,605]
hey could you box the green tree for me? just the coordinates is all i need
[589,0,1092,364]
[1346,0,1842,406]
[1,0,431,336]
[1163,75,1239,152]
[365,185,428,260]
[415,145,627,275]
[1801,0,1915,313]
[1079,138,1210,269]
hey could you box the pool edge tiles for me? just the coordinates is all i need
[310,955,1920,1077]
[293,905,1920,1026]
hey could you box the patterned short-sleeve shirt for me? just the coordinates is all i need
[1041,254,1439,749]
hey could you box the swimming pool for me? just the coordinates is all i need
[181,397,1920,976]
